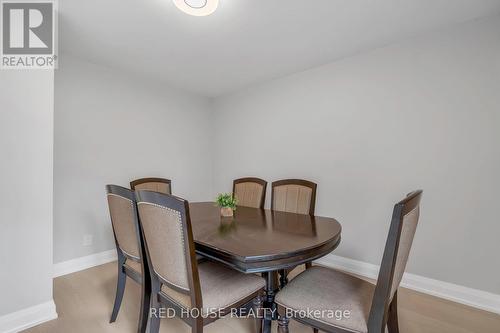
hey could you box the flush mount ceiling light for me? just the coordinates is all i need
[173,0,219,16]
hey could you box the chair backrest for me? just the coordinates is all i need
[130,177,172,194]
[106,185,141,261]
[233,177,267,209]
[368,190,423,330]
[271,179,317,215]
[135,190,201,308]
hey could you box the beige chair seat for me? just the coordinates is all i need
[161,261,265,315]
[275,266,375,333]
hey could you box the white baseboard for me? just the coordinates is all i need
[53,249,117,278]
[315,254,500,314]
[51,249,500,315]
[0,300,57,333]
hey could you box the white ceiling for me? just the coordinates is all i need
[60,0,500,97]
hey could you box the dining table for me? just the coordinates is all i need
[189,202,342,333]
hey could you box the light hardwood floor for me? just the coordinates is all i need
[23,262,500,333]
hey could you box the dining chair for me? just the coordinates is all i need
[131,177,208,264]
[275,190,423,333]
[271,179,317,216]
[106,185,150,333]
[233,177,268,209]
[271,179,317,288]
[130,177,172,194]
[135,190,266,333]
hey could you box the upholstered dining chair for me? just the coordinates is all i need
[272,179,317,287]
[233,177,268,209]
[106,185,150,333]
[275,190,423,333]
[135,190,266,333]
[130,177,171,194]
[271,179,317,216]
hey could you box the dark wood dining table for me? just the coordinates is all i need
[189,202,342,333]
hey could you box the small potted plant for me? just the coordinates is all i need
[215,193,237,217]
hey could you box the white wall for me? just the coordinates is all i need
[212,16,500,294]
[53,16,500,296]
[0,71,55,318]
[54,55,214,263]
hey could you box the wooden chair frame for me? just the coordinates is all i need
[271,179,317,216]
[271,179,318,288]
[135,190,264,333]
[106,185,151,333]
[130,177,172,194]
[233,177,268,209]
[277,190,423,333]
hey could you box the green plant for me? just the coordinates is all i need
[215,193,237,210]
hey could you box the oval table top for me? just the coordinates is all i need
[189,202,342,273]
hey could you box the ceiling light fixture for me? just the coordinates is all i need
[173,0,219,16]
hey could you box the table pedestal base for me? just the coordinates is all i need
[263,271,279,333]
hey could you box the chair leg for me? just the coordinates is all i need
[278,315,290,333]
[280,263,312,290]
[110,253,126,323]
[387,291,400,333]
[149,296,161,333]
[253,295,263,333]
[279,269,288,289]
[137,275,151,333]
[149,277,161,333]
[192,318,203,333]
[306,259,314,314]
